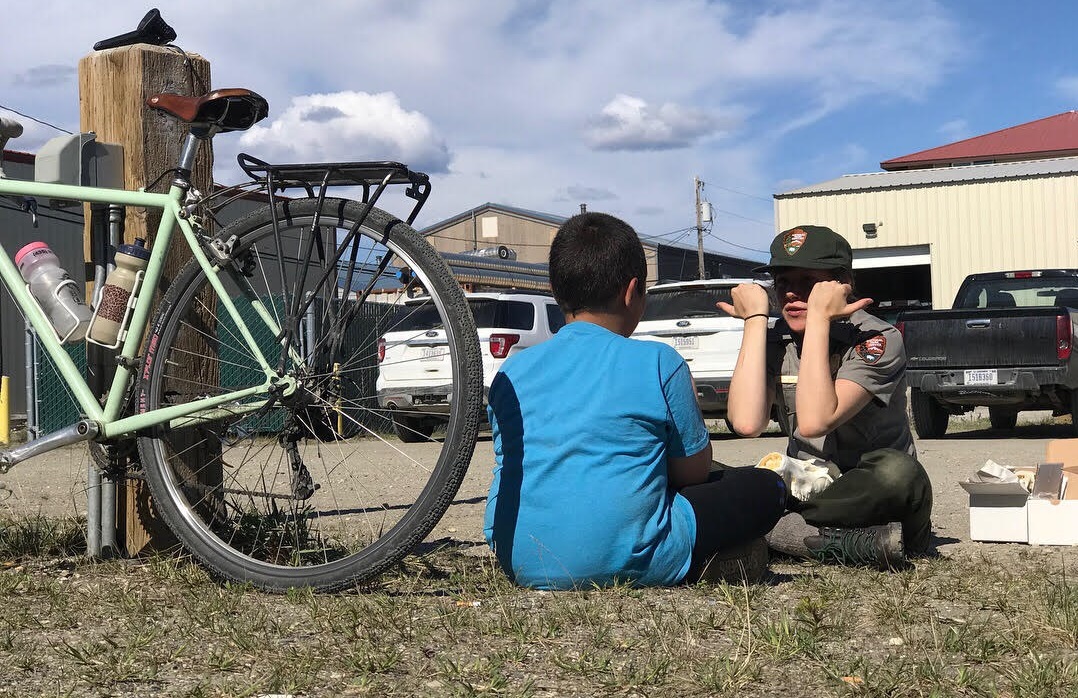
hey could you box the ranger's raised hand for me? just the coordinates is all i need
[806,280,873,322]
[716,282,770,319]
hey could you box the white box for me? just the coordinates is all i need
[961,440,1078,546]
[960,479,1031,543]
[1028,498,1078,545]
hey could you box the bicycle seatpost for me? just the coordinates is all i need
[173,131,204,188]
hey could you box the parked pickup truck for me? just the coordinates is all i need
[898,270,1078,438]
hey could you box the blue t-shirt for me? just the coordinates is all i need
[483,321,710,589]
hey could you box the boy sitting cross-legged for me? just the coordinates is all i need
[483,212,787,590]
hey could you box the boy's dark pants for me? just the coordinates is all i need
[794,448,934,551]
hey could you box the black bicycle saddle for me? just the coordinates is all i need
[93,9,177,51]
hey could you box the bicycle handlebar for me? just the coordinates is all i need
[0,117,23,141]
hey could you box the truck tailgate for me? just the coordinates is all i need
[902,307,1065,369]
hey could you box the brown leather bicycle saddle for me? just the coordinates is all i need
[146,89,268,132]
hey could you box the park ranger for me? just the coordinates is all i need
[719,225,933,568]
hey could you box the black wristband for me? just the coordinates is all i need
[743,313,769,321]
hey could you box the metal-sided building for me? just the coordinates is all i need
[421,202,762,286]
[774,111,1078,310]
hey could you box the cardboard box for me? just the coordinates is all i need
[1028,440,1078,545]
[960,477,1032,543]
[962,440,1078,545]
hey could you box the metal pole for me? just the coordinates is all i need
[86,204,108,558]
[695,176,705,280]
[87,464,101,556]
[100,473,117,557]
[98,203,124,557]
[24,324,36,440]
[304,292,316,364]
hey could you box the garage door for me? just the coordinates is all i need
[852,245,932,321]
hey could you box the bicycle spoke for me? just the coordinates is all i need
[137,198,480,591]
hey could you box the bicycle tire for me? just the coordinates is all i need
[136,198,482,592]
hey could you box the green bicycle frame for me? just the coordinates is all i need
[0,177,288,440]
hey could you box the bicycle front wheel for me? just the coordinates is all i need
[136,198,483,591]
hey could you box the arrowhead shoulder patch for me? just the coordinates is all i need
[855,334,887,364]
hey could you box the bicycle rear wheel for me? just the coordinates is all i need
[136,198,482,591]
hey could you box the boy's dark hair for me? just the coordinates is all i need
[549,212,647,315]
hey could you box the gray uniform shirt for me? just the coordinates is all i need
[766,309,916,472]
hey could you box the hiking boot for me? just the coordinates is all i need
[803,522,904,569]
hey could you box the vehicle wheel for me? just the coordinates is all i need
[910,388,949,438]
[988,408,1018,431]
[393,413,435,442]
[136,198,483,592]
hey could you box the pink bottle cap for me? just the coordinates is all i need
[14,241,50,267]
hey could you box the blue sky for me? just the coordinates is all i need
[3,1,1078,262]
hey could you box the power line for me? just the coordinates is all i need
[710,206,773,228]
[639,226,697,243]
[706,183,773,203]
[0,104,72,135]
[705,231,769,255]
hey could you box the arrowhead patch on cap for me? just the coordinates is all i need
[783,228,808,256]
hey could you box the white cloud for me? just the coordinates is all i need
[0,0,973,256]
[585,95,729,151]
[727,0,966,131]
[938,119,971,143]
[1056,76,1078,102]
[12,65,75,89]
[238,92,450,174]
[557,185,619,202]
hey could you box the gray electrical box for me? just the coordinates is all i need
[34,133,124,206]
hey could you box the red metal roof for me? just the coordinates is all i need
[880,111,1078,171]
[1,149,35,165]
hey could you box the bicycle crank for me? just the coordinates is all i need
[0,420,100,473]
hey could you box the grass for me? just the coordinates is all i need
[2,515,1078,696]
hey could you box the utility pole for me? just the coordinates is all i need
[694,176,705,280]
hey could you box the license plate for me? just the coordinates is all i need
[674,336,699,350]
[421,347,446,361]
[964,369,998,385]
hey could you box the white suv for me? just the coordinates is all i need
[377,291,565,441]
[632,278,783,430]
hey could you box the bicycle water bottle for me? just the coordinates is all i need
[89,237,151,346]
[15,241,93,343]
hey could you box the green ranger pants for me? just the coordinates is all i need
[795,448,934,552]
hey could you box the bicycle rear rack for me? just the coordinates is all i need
[228,153,435,376]
[236,153,431,225]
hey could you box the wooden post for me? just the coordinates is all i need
[78,45,213,556]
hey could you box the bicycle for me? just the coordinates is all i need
[0,40,483,592]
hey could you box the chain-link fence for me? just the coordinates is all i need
[217,295,288,433]
[27,330,87,437]
[28,297,398,438]
[336,299,397,435]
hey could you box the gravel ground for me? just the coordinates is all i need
[1,412,1076,562]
